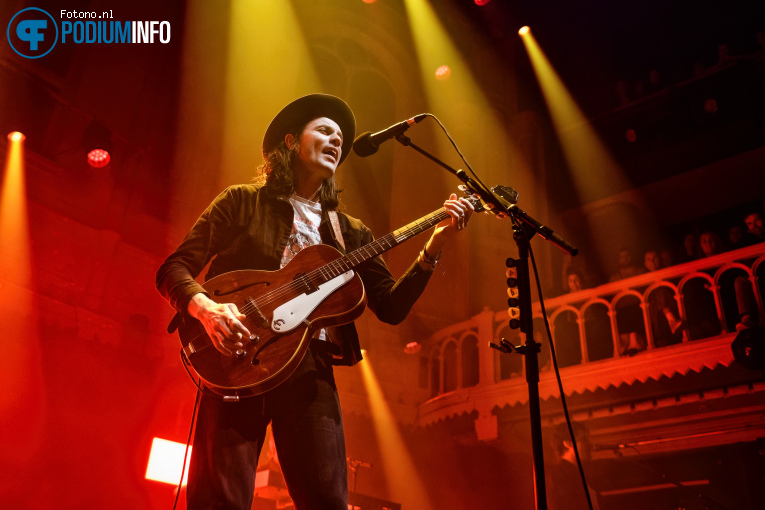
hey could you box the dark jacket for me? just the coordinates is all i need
[156,183,433,365]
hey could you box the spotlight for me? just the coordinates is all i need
[82,120,113,168]
[362,0,377,3]
[7,131,26,143]
[145,437,191,486]
[87,148,111,168]
[704,98,718,114]
[625,129,637,143]
[518,26,530,36]
[404,341,422,354]
[435,65,451,80]
[475,0,491,5]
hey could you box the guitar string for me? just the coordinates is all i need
[259,211,445,306]
[237,209,449,315]
[228,210,444,313]
[236,230,398,314]
[188,207,453,350]
[187,227,410,351]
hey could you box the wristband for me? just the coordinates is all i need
[420,247,443,273]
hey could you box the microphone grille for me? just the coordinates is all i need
[352,132,378,157]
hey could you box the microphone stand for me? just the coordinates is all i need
[393,135,577,254]
[394,133,578,510]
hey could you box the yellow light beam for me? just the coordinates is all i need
[403,2,557,304]
[519,28,660,274]
[221,0,322,185]
[169,0,234,225]
[0,132,30,285]
[0,132,46,463]
[403,0,487,107]
[520,29,630,204]
[359,357,433,510]
[402,0,518,185]
[169,0,324,225]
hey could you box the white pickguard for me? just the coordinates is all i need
[270,270,355,333]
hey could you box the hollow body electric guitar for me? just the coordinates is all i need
[178,194,481,399]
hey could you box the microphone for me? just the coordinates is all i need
[352,114,427,157]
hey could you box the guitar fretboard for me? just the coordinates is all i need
[313,207,450,283]
[246,199,478,311]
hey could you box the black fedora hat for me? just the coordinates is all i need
[262,93,356,165]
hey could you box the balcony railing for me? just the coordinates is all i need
[419,243,765,434]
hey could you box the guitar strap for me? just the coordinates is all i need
[328,210,346,252]
[167,313,181,333]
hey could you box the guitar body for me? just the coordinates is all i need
[178,244,366,398]
[174,193,481,398]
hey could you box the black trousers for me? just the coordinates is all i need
[187,345,348,510]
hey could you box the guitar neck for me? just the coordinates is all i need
[322,207,450,278]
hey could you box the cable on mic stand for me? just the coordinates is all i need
[381,113,582,510]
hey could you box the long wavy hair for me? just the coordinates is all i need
[256,124,341,210]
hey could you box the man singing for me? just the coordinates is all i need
[156,94,473,509]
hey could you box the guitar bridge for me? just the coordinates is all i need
[246,297,270,328]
